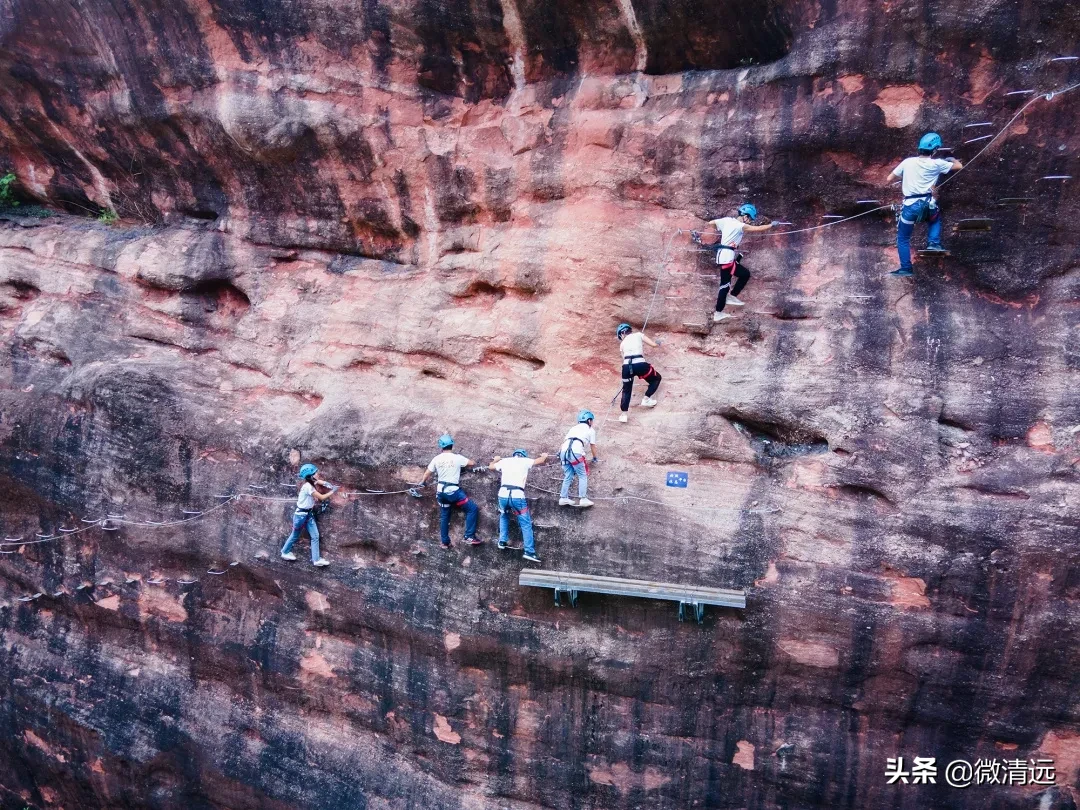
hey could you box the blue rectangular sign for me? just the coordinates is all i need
[666,471,689,488]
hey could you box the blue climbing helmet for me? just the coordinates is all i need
[512,448,528,458]
[738,203,758,220]
[919,132,943,152]
[438,434,454,449]
[578,409,595,423]
[297,463,318,479]
[616,323,632,339]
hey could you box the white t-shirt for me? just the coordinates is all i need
[296,482,316,511]
[620,333,645,361]
[561,423,596,459]
[428,452,470,487]
[494,457,535,491]
[892,157,953,202]
[708,217,745,265]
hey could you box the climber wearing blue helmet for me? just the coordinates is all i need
[888,132,963,277]
[281,462,336,566]
[616,323,662,423]
[704,203,775,322]
[558,410,600,507]
[420,434,482,548]
[488,447,550,563]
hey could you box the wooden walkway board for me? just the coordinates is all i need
[519,569,746,616]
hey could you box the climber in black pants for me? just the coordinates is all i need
[702,202,774,322]
[716,261,751,313]
[617,323,662,423]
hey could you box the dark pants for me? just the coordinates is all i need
[437,486,478,546]
[715,261,751,312]
[621,361,661,411]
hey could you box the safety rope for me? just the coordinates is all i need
[761,205,894,237]
[593,228,682,436]
[939,80,1080,188]
[642,228,683,330]
[106,495,241,528]
[530,483,779,513]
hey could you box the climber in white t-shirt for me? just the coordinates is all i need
[614,323,663,423]
[420,434,482,548]
[559,410,599,507]
[281,463,337,566]
[488,448,548,562]
[887,132,963,278]
[701,202,775,322]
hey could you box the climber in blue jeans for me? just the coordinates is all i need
[489,449,548,563]
[281,463,336,567]
[888,132,963,277]
[420,434,482,548]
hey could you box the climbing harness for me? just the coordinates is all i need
[297,501,331,517]
[622,359,659,382]
[435,480,470,510]
[560,437,589,471]
[901,192,933,204]
[499,485,529,516]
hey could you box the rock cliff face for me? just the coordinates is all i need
[2,0,1080,808]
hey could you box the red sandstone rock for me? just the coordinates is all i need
[1,0,1080,809]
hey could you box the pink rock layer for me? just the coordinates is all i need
[1,0,1079,808]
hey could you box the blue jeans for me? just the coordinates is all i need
[437,486,478,545]
[282,511,320,561]
[498,494,535,555]
[896,200,942,270]
[560,456,588,498]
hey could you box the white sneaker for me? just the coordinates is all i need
[576,498,594,508]
[727,295,745,306]
[559,498,575,506]
[280,552,297,561]
[641,396,658,408]
[313,558,330,567]
[713,311,733,322]
[618,413,628,422]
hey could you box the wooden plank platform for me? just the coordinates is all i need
[519,569,746,622]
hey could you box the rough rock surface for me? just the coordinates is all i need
[1,0,1080,808]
